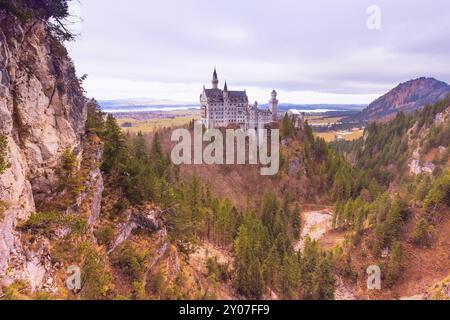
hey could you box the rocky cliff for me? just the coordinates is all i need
[0,12,86,289]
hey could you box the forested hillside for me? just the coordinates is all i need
[347,78,450,122]
[331,97,450,298]
[78,102,339,299]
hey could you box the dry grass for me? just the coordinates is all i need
[306,116,343,125]
[115,110,200,133]
[117,116,197,133]
[346,213,450,300]
[315,130,364,142]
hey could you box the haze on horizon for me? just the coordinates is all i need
[66,0,450,105]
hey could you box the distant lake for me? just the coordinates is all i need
[99,101,366,114]
[101,105,199,113]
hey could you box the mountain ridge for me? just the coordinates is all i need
[347,77,450,122]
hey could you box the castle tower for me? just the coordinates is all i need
[212,68,219,89]
[269,90,278,121]
[223,81,229,99]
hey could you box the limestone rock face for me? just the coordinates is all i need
[0,13,86,287]
[108,206,167,254]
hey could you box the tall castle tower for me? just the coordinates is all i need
[269,90,278,121]
[223,81,229,98]
[212,67,219,89]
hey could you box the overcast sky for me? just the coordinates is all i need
[66,0,450,104]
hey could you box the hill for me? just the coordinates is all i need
[347,78,450,122]
[332,97,450,299]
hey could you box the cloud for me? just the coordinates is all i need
[67,0,450,103]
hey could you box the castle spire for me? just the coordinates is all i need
[212,67,219,89]
[224,81,228,91]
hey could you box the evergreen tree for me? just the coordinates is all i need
[385,241,403,287]
[120,134,154,204]
[150,132,169,178]
[0,0,76,41]
[280,251,301,299]
[411,217,431,247]
[86,99,105,134]
[281,113,294,138]
[57,149,84,205]
[234,212,269,298]
[292,203,301,239]
[312,253,336,300]
[423,169,450,212]
[261,192,279,237]
[300,237,320,299]
[102,114,127,174]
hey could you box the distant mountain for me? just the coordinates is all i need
[347,77,450,122]
[98,99,198,113]
[99,99,366,114]
[99,98,196,107]
[275,104,366,112]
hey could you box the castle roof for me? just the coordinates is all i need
[204,88,248,103]
[204,88,224,102]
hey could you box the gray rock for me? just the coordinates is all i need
[0,14,86,290]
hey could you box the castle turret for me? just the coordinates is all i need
[269,90,278,121]
[223,81,229,100]
[212,67,219,89]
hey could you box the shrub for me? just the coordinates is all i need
[1,280,29,300]
[19,211,87,236]
[0,201,7,221]
[19,211,59,236]
[0,0,75,41]
[111,242,148,281]
[411,217,432,247]
[423,170,450,213]
[385,241,403,287]
[147,270,166,297]
[0,134,9,175]
[57,149,85,207]
[81,244,113,300]
[206,257,230,282]
[95,224,115,246]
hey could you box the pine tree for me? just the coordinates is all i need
[234,212,269,298]
[261,192,279,237]
[300,237,320,299]
[102,114,127,174]
[120,134,154,204]
[280,252,301,299]
[281,113,294,138]
[150,132,168,178]
[385,241,403,287]
[423,169,450,212]
[312,253,336,300]
[57,149,84,206]
[292,203,301,239]
[411,217,431,247]
[86,99,105,134]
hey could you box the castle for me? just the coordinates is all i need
[200,68,278,129]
